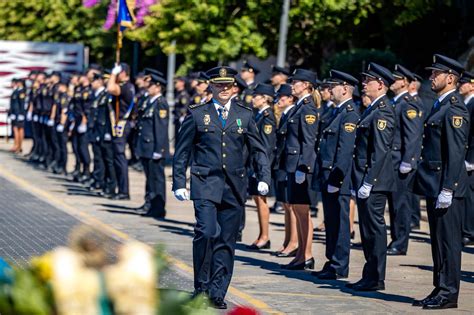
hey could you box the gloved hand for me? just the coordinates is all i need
[327,184,340,193]
[17,114,25,121]
[174,188,190,201]
[77,123,87,134]
[33,114,38,122]
[56,124,64,132]
[152,152,162,160]
[104,133,112,141]
[9,114,16,120]
[399,161,413,174]
[257,182,269,195]
[26,112,33,121]
[357,182,373,199]
[47,119,54,127]
[295,170,306,184]
[112,64,122,75]
[435,189,453,209]
[465,161,474,172]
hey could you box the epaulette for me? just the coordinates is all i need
[303,98,310,104]
[189,102,205,110]
[450,96,459,104]
[379,101,386,108]
[236,102,252,111]
[404,95,411,101]
[263,110,270,117]
[346,104,354,112]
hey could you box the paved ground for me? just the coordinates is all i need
[0,139,473,314]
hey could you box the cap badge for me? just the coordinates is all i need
[219,67,227,78]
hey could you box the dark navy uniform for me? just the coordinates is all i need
[8,85,26,128]
[54,88,70,174]
[313,88,360,278]
[173,88,190,143]
[136,91,169,218]
[387,91,424,254]
[173,67,271,301]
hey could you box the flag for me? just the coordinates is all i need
[117,0,136,31]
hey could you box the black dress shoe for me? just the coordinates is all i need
[236,233,242,242]
[345,279,367,289]
[246,240,271,250]
[209,297,227,309]
[410,222,420,230]
[315,270,347,280]
[111,193,130,200]
[352,280,385,291]
[142,210,166,219]
[412,296,435,307]
[462,236,474,246]
[350,230,355,239]
[422,297,457,310]
[387,247,407,256]
[276,248,298,257]
[282,257,314,270]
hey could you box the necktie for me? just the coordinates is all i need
[433,100,440,109]
[255,112,262,121]
[218,106,227,127]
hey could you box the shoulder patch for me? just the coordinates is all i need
[344,123,356,133]
[159,109,167,118]
[450,96,458,104]
[452,116,463,128]
[377,119,387,130]
[245,94,253,103]
[194,96,201,104]
[180,97,188,105]
[305,114,316,124]
[263,124,273,134]
[406,109,417,119]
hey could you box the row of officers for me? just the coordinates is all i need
[171,54,474,309]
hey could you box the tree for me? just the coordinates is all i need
[0,0,116,64]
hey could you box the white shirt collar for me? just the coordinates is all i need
[297,94,311,106]
[283,104,295,115]
[258,105,271,114]
[149,93,162,104]
[94,86,105,97]
[465,93,474,105]
[337,98,352,108]
[438,89,456,103]
[213,98,231,112]
[409,92,418,97]
[393,90,408,103]
[369,94,386,108]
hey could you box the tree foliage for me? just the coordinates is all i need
[0,0,115,63]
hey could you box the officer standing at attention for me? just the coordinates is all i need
[312,70,360,280]
[386,65,424,256]
[347,63,396,291]
[240,60,260,107]
[8,78,26,153]
[107,63,135,200]
[411,54,469,310]
[173,76,191,143]
[190,72,209,105]
[458,71,474,247]
[172,66,271,309]
[135,74,169,219]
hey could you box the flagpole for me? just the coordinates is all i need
[115,23,122,124]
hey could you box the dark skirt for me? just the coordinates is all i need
[287,172,317,205]
[274,169,289,203]
[12,120,24,128]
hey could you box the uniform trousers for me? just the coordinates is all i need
[38,122,47,161]
[45,125,59,166]
[55,129,68,170]
[29,119,39,157]
[193,179,242,299]
[321,191,351,277]
[357,192,388,282]
[92,141,105,186]
[411,195,421,226]
[426,197,463,303]
[141,157,166,217]
[387,172,415,252]
[113,123,130,195]
[463,185,474,239]
[71,131,81,172]
[77,131,91,169]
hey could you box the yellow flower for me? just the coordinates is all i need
[30,252,53,282]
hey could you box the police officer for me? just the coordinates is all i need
[53,76,70,175]
[173,76,190,143]
[247,83,276,250]
[77,73,93,182]
[135,74,169,218]
[172,66,271,309]
[28,71,46,162]
[8,78,26,153]
[190,72,209,105]
[412,54,468,309]
[108,63,135,200]
[347,63,396,291]
[459,71,474,246]
[231,75,248,102]
[270,65,290,92]
[240,60,260,107]
[386,65,424,256]
[312,70,360,280]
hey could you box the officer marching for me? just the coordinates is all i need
[172,66,271,309]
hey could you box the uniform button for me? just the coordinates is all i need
[455,183,458,186]
[204,128,208,132]
[222,131,226,135]
[223,153,226,158]
[222,142,226,146]
[365,164,368,168]
[423,135,425,138]
[197,171,200,175]
[424,124,427,127]
[138,132,141,136]
[374,179,377,182]
[223,164,226,169]
[293,150,297,153]
[421,145,424,149]
[329,166,332,169]
[437,167,440,170]
[412,158,415,160]
[308,167,311,170]
[352,154,355,158]
[340,181,343,185]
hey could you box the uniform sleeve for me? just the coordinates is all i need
[258,115,277,164]
[401,100,424,168]
[364,109,395,185]
[465,102,474,163]
[328,111,359,188]
[297,105,319,173]
[153,101,169,155]
[442,104,469,191]
[246,116,271,185]
[172,113,196,190]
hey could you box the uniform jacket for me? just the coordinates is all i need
[464,95,474,188]
[8,88,26,117]
[313,99,360,195]
[172,100,271,205]
[283,95,320,174]
[253,107,276,169]
[391,92,424,170]
[173,89,191,121]
[351,95,396,192]
[135,95,170,159]
[273,106,297,172]
[54,92,70,124]
[413,91,469,198]
[90,89,111,142]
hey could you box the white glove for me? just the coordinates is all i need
[26,112,33,121]
[174,188,190,201]
[47,119,54,127]
[295,170,306,184]
[435,189,453,209]
[9,114,16,120]
[327,184,340,193]
[357,182,373,199]
[465,161,474,172]
[399,161,413,174]
[33,114,38,122]
[56,124,64,132]
[17,114,25,121]
[257,181,269,195]
[112,64,122,75]
[104,133,112,141]
[152,152,162,160]
[77,123,87,134]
